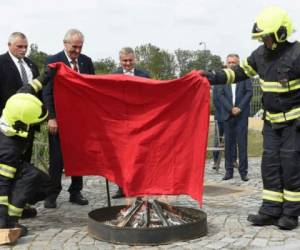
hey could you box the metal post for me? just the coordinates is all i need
[105,179,111,207]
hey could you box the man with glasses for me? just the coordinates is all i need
[43,29,94,208]
[112,47,150,199]
[0,32,40,219]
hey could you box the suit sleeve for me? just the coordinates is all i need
[220,86,233,114]
[236,79,253,111]
[42,57,56,119]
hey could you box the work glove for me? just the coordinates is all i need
[199,70,217,85]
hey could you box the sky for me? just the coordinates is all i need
[1,0,300,63]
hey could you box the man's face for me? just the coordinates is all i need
[8,36,28,59]
[64,35,83,60]
[226,56,239,69]
[120,53,135,71]
[262,35,274,50]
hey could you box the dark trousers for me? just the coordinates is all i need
[224,116,248,176]
[0,162,49,217]
[48,133,83,197]
[259,121,300,217]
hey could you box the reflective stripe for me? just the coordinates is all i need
[283,189,300,202]
[0,163,16,178]
[262,189,283,202]
[223,68,235,84]
[240,59,257,78]
[0,196,9,206]
[8,204,23,217]
[266,107,300,123]
[30,79,42,93]
[260,78,300,93]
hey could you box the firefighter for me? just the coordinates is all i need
[0,79,48,239]
[201,6,300,230]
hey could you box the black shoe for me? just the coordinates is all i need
[7,217,28,237]
[21,207,37,219]
[222,174,233,180]
[241,175,249,182]
[112,188,125,199]
[278,215,298,230]
[69,193,88,205]
[247,213,279,226]
[44,196,57,209]
[212,162,220,170]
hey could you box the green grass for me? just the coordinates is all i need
[207,128,263,158]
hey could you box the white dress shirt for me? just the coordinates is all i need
[8,51,33,83]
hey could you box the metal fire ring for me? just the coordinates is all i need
[88,205,207,245]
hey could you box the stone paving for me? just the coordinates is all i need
[2,158,300,250]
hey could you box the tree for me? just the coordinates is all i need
[94,57,117,74]
[175,49,223,76]
[27,44,48,73]
[135,44,177,79]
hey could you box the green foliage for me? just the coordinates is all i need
[94,57,117,74]
[175,49,223,76]
[27,44,48,74]
[134,44,177,79]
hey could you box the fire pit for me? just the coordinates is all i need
[88,198,207,245]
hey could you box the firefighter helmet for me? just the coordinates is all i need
[252,6,293,43]
[1,93,47,137]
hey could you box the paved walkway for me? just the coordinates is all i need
[2,158,300,250]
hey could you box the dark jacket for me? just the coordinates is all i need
[219,79,253,121]
[42,51,95,119]
[0,52,39,115]
[114,67,150,78]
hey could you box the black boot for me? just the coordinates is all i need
[247,213,279,226]
[278,215,298,230]
[7,216,28,237]
[21,206,37,219]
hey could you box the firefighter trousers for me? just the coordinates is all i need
[0,162,49,218]
[259,120,300,217]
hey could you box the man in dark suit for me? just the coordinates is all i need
[112,47,150,199]
[43,29,95,208]
[219,54,253,181]
[0,32,40,218]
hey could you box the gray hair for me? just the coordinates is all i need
[227,53,240,59]
[119,47,135,57]
[63,29,84,43]
[8,32,27,45]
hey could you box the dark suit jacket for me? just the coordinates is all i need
[219,79,253,121]
[0,52,39,115]
[43,51,95,119]
[114,67,150,78]
[213,85,224,122]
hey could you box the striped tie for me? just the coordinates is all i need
[18,59,28,84]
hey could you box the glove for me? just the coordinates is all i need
[199,70,217,85]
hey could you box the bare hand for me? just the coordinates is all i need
[48,118,58,134]
[231,107,241,116]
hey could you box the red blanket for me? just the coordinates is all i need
[51,63,210,205]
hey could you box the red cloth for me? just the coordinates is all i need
[50,62,210,205]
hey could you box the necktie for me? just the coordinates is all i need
[71,60,79,72]
[18,59,28,84]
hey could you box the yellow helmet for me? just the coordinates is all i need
[252,6,293,43]
[1,93,47,137]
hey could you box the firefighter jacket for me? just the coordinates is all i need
[211,41,300,124]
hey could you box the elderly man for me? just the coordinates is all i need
[43,29,95,208]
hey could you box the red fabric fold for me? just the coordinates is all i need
[50,62,210,205]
